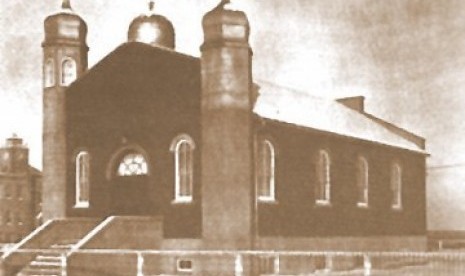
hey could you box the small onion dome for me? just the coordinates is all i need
[43,0,87,46]
[202,0,250,47]
[127,1,175,49]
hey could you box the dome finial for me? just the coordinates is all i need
[148,0,155,12]
[214,0,230,10]
[62,0,72,10]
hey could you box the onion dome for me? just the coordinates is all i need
[201,0,250,48]
[128,1,175,49]
[43,0,88,46]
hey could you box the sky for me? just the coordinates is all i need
[1,0,465,230]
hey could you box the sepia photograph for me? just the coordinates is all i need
[0,0,464,275]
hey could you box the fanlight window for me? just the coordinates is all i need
[172,136,195,203]
[44,59,55,87]
[356,156,369,207]
[75,151,90,208]
[315,150,331,205]
[257,139,275,202]
[117,153,148,176]
[61,58,77,86]
[391,163,402,210]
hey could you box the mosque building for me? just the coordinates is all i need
[1,0,427,275]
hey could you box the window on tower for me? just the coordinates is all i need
[391,162,402,210]
[356,156,369,208]
[5,211,12,225]
[44,59,55,88]
[5,185,11,200]
[170,135,195,203]
[75,151,90,208]
[257,139,275,202]
[315,150,331,205]
[117,152,148,176]
[61,58,77,86]
[17,185,23,201]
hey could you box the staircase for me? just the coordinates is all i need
[17,240,79,276]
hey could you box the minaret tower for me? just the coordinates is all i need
[42,0,88,221]
[200,0,254,250]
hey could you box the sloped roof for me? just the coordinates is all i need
[70,43,425,154]
[253,81,426,154]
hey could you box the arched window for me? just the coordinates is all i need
[117,152,148,176]
[44,59,55,88]
[5,211,12,225]
[315,150,331,205]
[170,135,195,203]
[75,151,90,208]
[17,185,23,201]
[391,163,402,210]
[356,156,369,207]
[61,58,77,86]
[257,139,275,202]
[5,185,11,199]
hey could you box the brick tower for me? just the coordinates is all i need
[42,0,88,221]
[0,135,29,174]
[200,1,254,250]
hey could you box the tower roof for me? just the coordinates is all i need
[201,0,250,48]
[127,1,175,49]
[6,134,24,148]
[43,0,87,45]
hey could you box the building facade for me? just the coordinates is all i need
[0,135,41,244]
[1,1,427,275]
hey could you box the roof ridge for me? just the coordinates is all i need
[254,82,426,154]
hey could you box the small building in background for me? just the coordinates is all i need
[0,135,41,243]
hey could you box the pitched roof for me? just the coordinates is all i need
[72,43,425,154]
[253,81,426,154]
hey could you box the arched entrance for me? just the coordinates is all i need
[107,146,154,215]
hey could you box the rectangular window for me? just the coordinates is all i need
[176,259,193,273]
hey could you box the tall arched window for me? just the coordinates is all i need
[257,139,275,202]
[315,150,331,205]
[391,163,402,210]
[44,59,55,88]
[75,151,90,208]
[356,156,369,207]
[170,135,195,203]
[61,58,77,86]
[5,211,12,225]
[117,152,148,176]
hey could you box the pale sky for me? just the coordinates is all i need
[1,0,465,229]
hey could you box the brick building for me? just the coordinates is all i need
[1,0,427,275]
[0,135,41,244]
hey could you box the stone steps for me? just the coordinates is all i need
[16,240,79,276]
